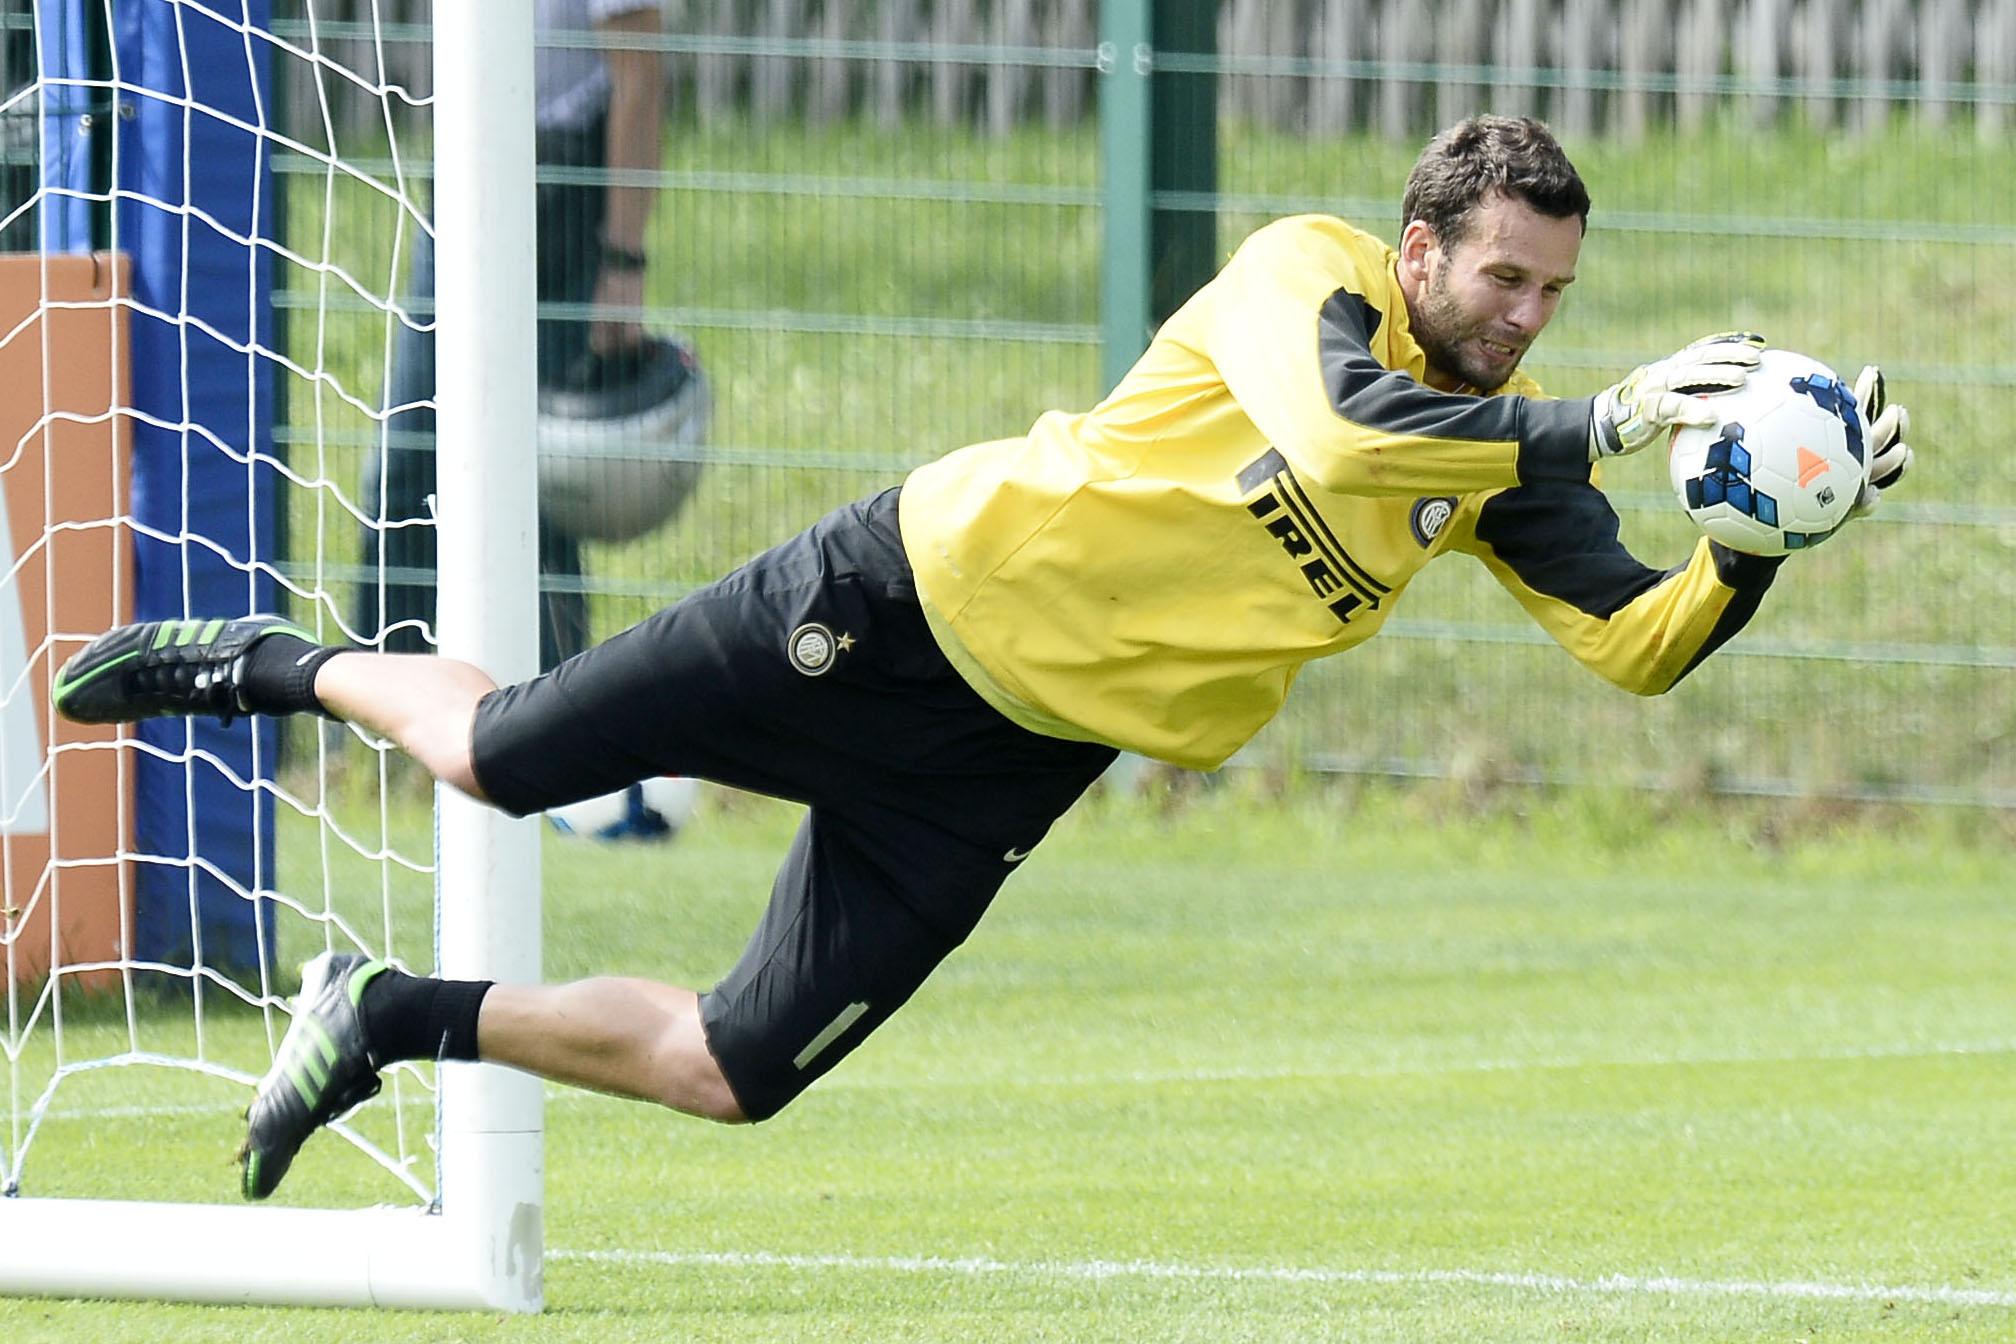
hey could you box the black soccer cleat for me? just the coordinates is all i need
[52,615,316,726]
[238,951,389,1201]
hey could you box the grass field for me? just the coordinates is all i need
[6,783,2016,1340]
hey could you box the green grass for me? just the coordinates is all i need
[7,785,2016,1339]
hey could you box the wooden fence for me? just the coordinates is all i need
[283,0,2016,138]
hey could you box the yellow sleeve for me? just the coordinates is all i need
[1447,479,1787,694]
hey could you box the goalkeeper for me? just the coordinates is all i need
[51,115,1913,1201]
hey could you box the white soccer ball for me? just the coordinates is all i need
[1667,347,1869,557]
[547,776,699,843]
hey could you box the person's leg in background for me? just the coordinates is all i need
[360,123,603,672]
[532,118,608,669]
[361,231,441,655]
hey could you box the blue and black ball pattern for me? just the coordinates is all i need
[1790,372,1865,464]
[1683,423,1831,550]
[1685,424,1776,524]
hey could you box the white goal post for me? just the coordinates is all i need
[0,0,544,1312]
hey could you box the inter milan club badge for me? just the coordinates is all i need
[788,622,840,676]
[1409,496,1458,548]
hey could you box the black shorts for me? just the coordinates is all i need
[469,487,1117,1119]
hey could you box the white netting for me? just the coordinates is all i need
[0,0,451,1210]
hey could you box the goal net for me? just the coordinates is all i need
[0,0,543,1311]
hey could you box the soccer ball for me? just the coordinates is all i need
[1667,347,1868,556]
[547,776,699,843]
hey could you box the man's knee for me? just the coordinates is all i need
[677,1055,751,1125]
[700,986,889,1125]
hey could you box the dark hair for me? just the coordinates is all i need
[1400,115,1590,248]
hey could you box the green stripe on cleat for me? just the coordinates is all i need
[53,649,140,701]
[347,959,390,1008]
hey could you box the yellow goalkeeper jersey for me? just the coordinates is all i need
[898,214,1782,769]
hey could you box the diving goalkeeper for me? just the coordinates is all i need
[50,115,1913,1201]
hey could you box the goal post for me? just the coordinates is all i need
[0,0,544,1313]
[431,0,547,1309]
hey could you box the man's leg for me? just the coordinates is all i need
[241,942,743,1201]
[50,621,749,1195]
[309,651,498,801]
[361,225,439,656]
[57,616,516,805]
[477,979,743,1121]
[241,653,749,1196]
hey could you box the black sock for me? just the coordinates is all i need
[358,966,494,1064]
[238,635,345,718]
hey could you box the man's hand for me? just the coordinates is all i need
[1848,364,1913,518]
[1589,331,1767,461]
[591,261,648,355]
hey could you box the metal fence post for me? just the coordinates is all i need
[1151,0,1218,326]
[1099,0,1152,393]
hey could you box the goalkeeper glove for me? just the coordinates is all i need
[1589,331,1767,462]
[1848,364,1913,519]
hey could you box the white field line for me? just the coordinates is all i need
[27,1034,2016,1122]
[547,1247,2016,1310]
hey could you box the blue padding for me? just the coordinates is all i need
[104,1,281,977]
[35,3,93,247]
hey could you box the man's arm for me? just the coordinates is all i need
[591,4,664,353]
[1191,218,1761,499]
[1447,354,1914,695]
[1448,479,1785,695]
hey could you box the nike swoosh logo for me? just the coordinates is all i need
[1003,847,1032,863]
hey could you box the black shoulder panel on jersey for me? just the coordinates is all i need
[1317,289,1592,483]
[1473,480,1672,619]
[1320,289,1523,440]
